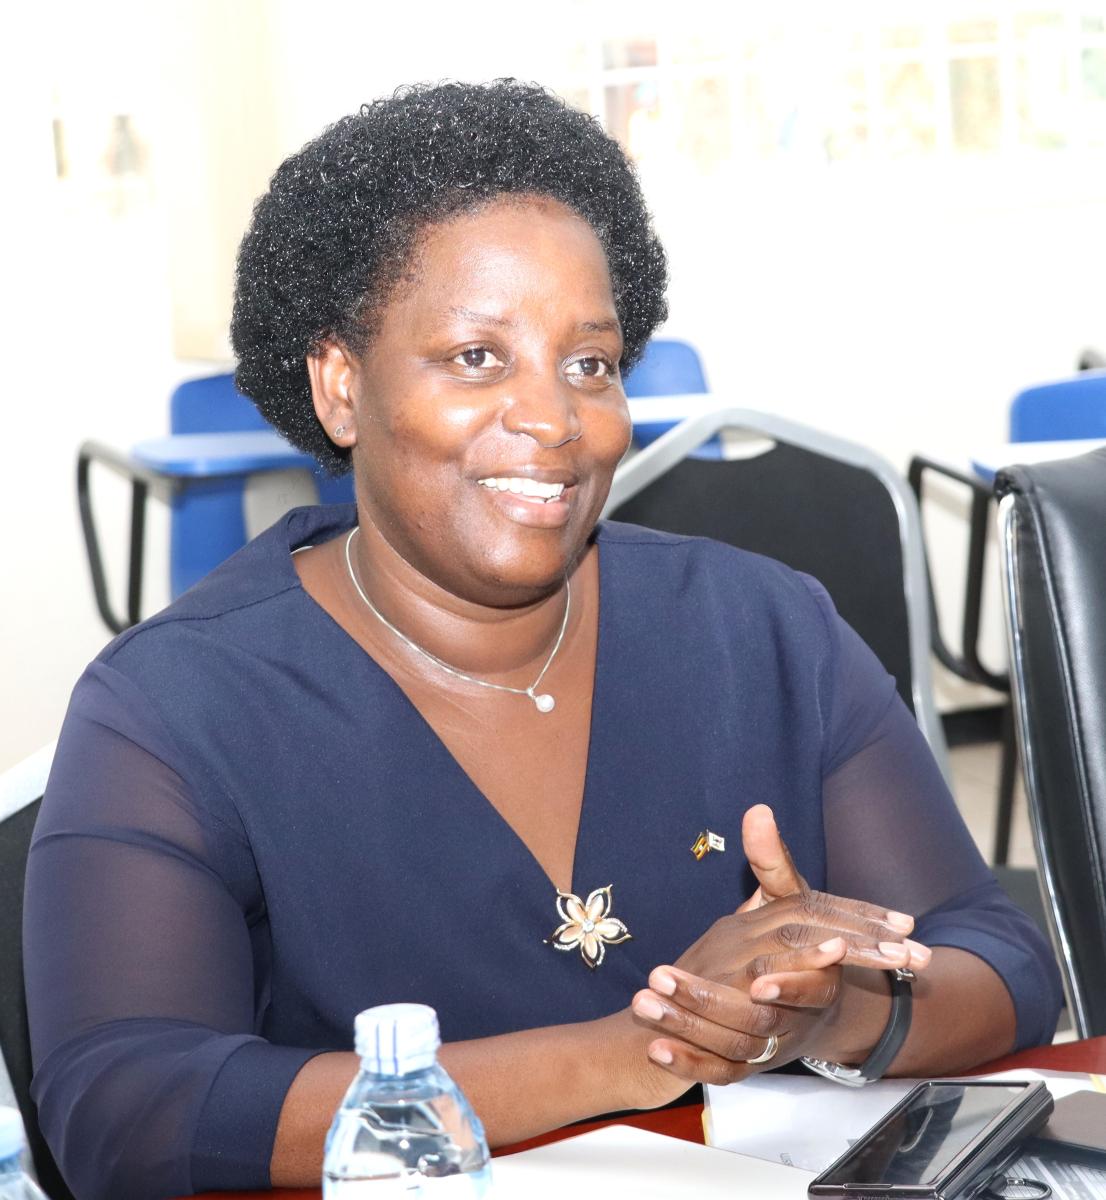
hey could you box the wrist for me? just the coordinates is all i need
[808,965,892,1065]
[803,967,915,1088]
[596,1009,689,1112]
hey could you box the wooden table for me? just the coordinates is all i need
[187,1037,1106,1200]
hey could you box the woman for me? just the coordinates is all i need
[26,80,1060,1200]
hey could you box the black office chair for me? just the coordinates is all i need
[0,744,74,1200]
[997,447,1106,1039]
[605,406,950,774]
[907,455,1016,864]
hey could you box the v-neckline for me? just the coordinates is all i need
[288,511,608,901]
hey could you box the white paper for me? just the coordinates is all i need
[704,1068,1104,1173]
[490,1123,813,1199]
[704,1074,917,1171]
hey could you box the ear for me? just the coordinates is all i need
[307,340,359,449]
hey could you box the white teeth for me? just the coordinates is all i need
[477,477,566,501]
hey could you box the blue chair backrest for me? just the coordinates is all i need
[624,338,708,398]
[624,339,714,454]
[166,373,352,597]
[170,373,269,436]
[1010,371,1106,443]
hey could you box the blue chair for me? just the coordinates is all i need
[1009,370,1106,442]
[623,338,716,453]
[78,373,354,632]
[164,374,353,598]
[167,374,275,600]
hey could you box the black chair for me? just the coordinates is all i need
[0,744,74,1200]
[907,456,1017,865]
[605,406,950,776]
[997,447,1106,1039]
[910,369,1106,866]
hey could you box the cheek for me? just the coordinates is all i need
[585,403,633,467]
[372,402,475,488]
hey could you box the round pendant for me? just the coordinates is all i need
[533,693,555,713]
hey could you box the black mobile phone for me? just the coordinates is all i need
[808,1080,1054,1199]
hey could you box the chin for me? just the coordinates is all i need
[469,540,580,604]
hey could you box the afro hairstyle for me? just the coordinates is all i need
[230,78,669,474]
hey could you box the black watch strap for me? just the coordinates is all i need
[800,966,915,1087]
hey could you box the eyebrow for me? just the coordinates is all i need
[448,306,515,328]
[579,318,622,335]
[447,306,622,336]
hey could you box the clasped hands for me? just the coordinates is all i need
[625,804,931,1106]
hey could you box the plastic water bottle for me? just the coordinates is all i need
[0,1109,48,1200]
[323,1003,491,1197]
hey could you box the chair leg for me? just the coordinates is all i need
[993,705,1019,866]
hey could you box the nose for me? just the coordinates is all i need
[501,373,583,449]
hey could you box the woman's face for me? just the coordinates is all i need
[342,196,632,607]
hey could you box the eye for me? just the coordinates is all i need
[566,356,613,379]
[453,346,505,369]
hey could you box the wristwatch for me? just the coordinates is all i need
[800,967,915,1088]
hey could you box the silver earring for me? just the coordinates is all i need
[333,425,346,438]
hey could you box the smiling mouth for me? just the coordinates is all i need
[476,476,566,502]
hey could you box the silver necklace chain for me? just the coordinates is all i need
[343,527,570,714]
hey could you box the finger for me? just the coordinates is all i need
[751,969,841,1007]
[841,938,912,970]
[748,936,846,1006]
[797,892,914,939]
[646,968,789,1041]
[768,929,909,971]
[905,939,933,971]
[745,926,928,974]
[744,933,848,981]
[737,888,915,946]
[646,1035,778,1084]
[741,805,806,903]
[748,938,930,1003]
[728,908,908,964]
[632,984,786,1062]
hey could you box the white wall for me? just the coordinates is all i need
[3,0,1105,770]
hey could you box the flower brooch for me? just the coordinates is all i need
[548,884,632,969]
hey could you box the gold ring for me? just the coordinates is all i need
[745,1034,779,1065]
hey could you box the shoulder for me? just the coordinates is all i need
[59,505,360,825]
[98,504,354,674]
[595,519,834,630]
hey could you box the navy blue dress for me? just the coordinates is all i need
[24,506,1061,1200]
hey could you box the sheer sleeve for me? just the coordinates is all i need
[23,662,320,1200]
[803,578,1063,1051]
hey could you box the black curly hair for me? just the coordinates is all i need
[231,79,669,474]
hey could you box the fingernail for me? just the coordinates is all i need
[818,937,845,953]
[886,911,914,932]
[879,941,909,960]
[905,939,932,964]
[755,983,780,1001]
[651,970,677,996]
[649,1044,673,1065]
[634,995,665,1021]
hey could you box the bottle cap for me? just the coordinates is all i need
[354,1003,440,1074]
[0,1107,25,1160]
